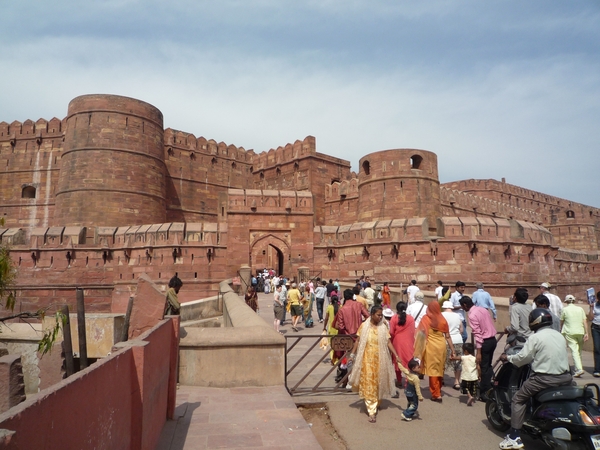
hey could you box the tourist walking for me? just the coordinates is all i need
[389,301,415,388]
[287,283,304,332]
[315,281,327,323]
[273,285,285,333]
[533,295,560,331]
[381,282,391,308]
[442,300,464,390]
[164,275,183,316]
[349,305,401,423]
[540,282,563,318]
[506,288,532,339]
[414,301,455,402]
[588,291,600,377]
[334,289,370,382]
[560,294,588,377]
[407,291,427,328]
[406,279,420,302]
[364,282,376,309]
[398,359,423,421]
[450,281,467,342]
[435,280,444,300]
[323,294,340,364]
[303,284,315,328]
[244,286,258,313]
[472,282,497,321]
[450,343,479,406]
[460,296,497,400]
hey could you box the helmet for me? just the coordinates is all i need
[529,308,553,332]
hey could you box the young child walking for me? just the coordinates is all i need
[398,359,424,421]
[451,343,479,406]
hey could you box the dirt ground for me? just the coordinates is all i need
[298,403,347,450]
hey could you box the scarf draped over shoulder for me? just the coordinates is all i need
[414,301,449,360]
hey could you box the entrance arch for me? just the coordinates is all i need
[250,234,289,276]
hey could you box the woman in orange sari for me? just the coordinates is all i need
[381,282,391,308]
[414,301,455,401]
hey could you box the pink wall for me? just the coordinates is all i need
[0,318,179,450]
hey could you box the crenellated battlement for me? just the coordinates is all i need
[227,188,313,213]
[0,118,66,157]
[0,118,66,139]
[440,187,544,223]
[1,222,227,251]
[164,128,256,164]
[252,136,316,171]
[325,177,359,202]
[444,179,600,221]
[315,217,554,248]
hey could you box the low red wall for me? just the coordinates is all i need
[0,318,179,450]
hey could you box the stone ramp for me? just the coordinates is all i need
[156,385,322,450]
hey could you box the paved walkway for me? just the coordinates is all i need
[156,385,322,450]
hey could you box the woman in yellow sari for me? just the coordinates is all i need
[414,301,455,401]
[349,305,400,423]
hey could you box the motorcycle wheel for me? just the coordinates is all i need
[485,399,510,432]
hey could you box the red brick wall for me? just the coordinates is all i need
[53,94,167,227]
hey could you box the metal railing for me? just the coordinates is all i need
[285,333,356,395]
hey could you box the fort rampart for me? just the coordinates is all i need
[1,93,598,312]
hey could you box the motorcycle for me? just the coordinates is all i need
[485,334,600,449]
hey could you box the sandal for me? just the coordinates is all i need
[368,415,376,423]
[453,384,461,390]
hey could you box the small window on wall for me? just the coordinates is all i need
[566,210,575,219]
[22,186,36,199]
[362,160,370,175]
[410,155,423,169]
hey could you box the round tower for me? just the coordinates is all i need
[54,94,166,227]
[357,149,441,226]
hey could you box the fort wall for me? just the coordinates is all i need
[0,93,598,311]
[0,118,65,229]
[357,149,441,228]
[2,222,228,313]
[54,94,166,228]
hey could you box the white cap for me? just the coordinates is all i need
[565,294,576,303]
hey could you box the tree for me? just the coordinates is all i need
[0,218,64,355]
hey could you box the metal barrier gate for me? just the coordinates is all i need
[285,333,357,395]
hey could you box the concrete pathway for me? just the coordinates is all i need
[156,385,322,450]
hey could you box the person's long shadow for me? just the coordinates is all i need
[160,401,201,450]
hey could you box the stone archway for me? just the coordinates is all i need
[250,234,289,277]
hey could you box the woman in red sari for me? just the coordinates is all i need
[389,301,415,387]
[414,301,455,401]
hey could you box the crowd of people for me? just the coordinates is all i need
[243,272,599,449]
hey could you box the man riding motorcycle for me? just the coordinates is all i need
[498,308,573,449]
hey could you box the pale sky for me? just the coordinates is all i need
[2,0,599,207]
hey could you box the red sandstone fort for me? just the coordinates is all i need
[1,94,598,312]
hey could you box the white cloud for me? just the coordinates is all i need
[0,1,599,207]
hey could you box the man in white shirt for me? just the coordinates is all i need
[451,281,467,342]
[435,280,444,299]
[406,280,420,302]
[540,282,563,318]
[363,282,376,308]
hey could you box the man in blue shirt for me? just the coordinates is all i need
[472,282,497,321]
